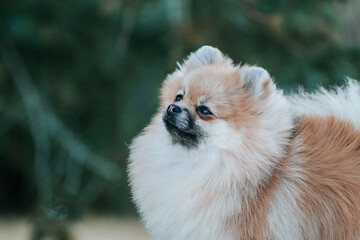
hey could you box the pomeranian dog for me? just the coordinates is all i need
[128,45,360,240]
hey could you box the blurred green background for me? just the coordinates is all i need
[0,0,360,239]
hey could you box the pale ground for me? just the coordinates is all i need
[0,216,150,240]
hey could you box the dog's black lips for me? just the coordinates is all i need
[163,109,202,148]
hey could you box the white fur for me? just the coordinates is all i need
[267,180,302,240]
[288,78,360,129]
[129,84,295,239]
[129,116,240,239]
[267,155,304,240]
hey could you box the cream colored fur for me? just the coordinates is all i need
[128,46,360,240]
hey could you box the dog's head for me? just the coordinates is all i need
[161,46,282,150]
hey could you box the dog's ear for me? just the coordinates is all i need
[240,65,275,97]
[181,45,232,71]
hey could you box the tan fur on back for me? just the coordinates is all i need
[296,116,360,239]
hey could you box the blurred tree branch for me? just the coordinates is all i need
[0,98,13,140]
[0,31,121,184]
[234,0,282,30]
[117,0,138,61]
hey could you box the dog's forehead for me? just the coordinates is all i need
[182,66,239,100]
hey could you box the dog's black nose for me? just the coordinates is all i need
[167,104,182,114]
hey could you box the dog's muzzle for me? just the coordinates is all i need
[163,104,202,148]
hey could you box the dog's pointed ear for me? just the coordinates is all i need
[240,65,275,97]
[181,45,232,71]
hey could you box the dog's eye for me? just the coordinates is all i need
[174,94,183,102]
[197,105,213,116]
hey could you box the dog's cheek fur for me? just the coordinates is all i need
[160,70,183,107]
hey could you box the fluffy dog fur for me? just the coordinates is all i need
[128,46,360,239]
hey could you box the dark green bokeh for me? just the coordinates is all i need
[0,0,359,236]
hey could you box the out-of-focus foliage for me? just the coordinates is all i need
[0,0,359,238]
